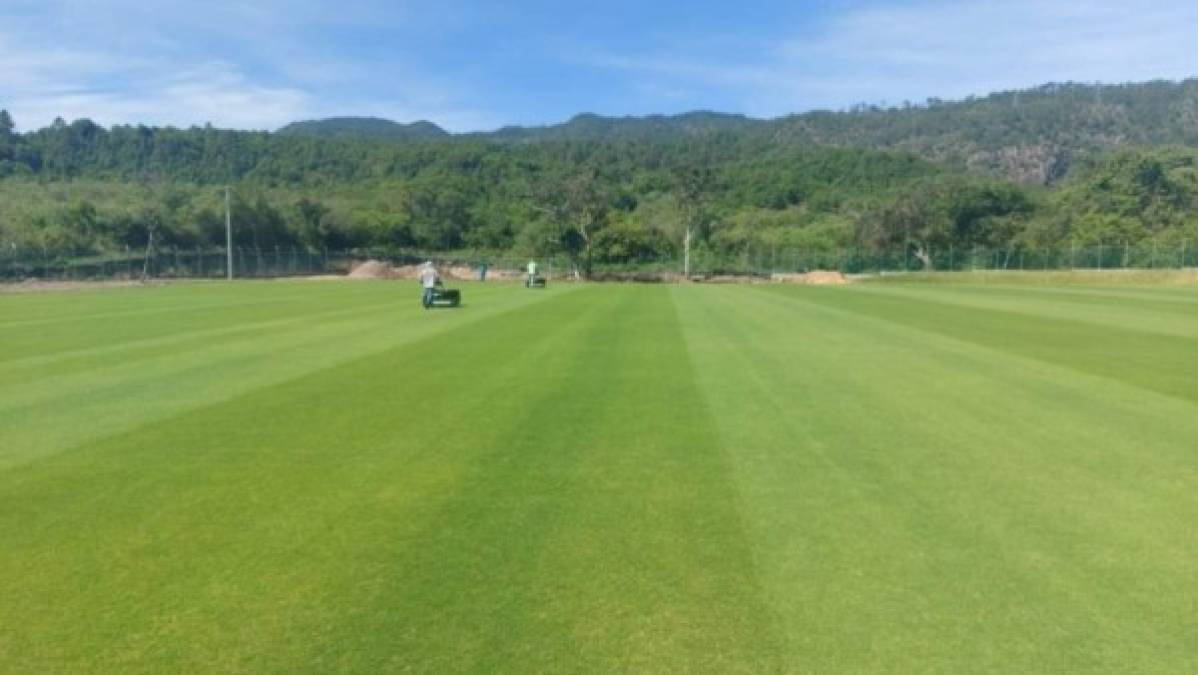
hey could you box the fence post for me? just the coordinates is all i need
[1182,240,1188,269]
[1070,240,1076,269]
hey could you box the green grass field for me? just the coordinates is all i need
[2,279,1196,672]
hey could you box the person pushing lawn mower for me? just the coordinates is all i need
[526,260,546,288]
[419,261,461,309]
[420,261,439,308]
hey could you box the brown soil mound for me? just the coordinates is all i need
[347,260,526,281]
[806,270,850,285]
[347,260,392,279]
[445,265,480,281]
[451,265,529,281]
[390,265,422,279]
[481,268,523,281]
[771,270,850,285]
[346,260,422,280]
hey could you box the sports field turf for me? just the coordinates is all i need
[2,279,1196,671]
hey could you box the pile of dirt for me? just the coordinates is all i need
[771,271,850,285]
[347,260,392,279]
[805,270,850,285]
[480,267,523,281]
[346,260,424,280]
[347,260,537,282]
[445,265,482,281]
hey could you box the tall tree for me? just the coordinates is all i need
[0,110,14,164]
[532,167,611,277]
[672,158,715,277]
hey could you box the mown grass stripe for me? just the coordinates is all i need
[1,279,525,379]
[0,288,605,670]
[0,281,382,329]
[858,284,1198,339]
[763,284,1198,404]
[675,284,1198,672]
[322,286,782,671]
[4,281,1197,672]
[1,285,780,671]
[1,282,568,468]
[886,280,1198,306]
[0,299,399,378]
[0,282,428,362]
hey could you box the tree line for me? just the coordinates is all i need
[2,86,1198,273]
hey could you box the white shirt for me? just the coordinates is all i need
[420,267,438,288]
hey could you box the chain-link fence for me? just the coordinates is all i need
[1,243,1194,282]
[0,247,344,282]
[641,243,1195,277]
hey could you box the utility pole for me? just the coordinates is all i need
[683,226,691,278]
[225,186,233,280]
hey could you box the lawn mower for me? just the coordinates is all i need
[425,281,461,308]
[526,274,547,288]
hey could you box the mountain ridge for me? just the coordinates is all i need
[269,79,1198,183]
[7,77,1198,187]
[276,116,449,141]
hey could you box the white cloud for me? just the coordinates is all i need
[0,49,312,130]
[779,1,1198,100]
[583,0,1198,116]
[5,0,1196,130]
[0,0,488,131]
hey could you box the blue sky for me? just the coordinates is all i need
[2,0,1197,132]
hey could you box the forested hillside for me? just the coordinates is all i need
[277,117,449,142]
[2,79,1198,271]
[280,80,1198,184]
